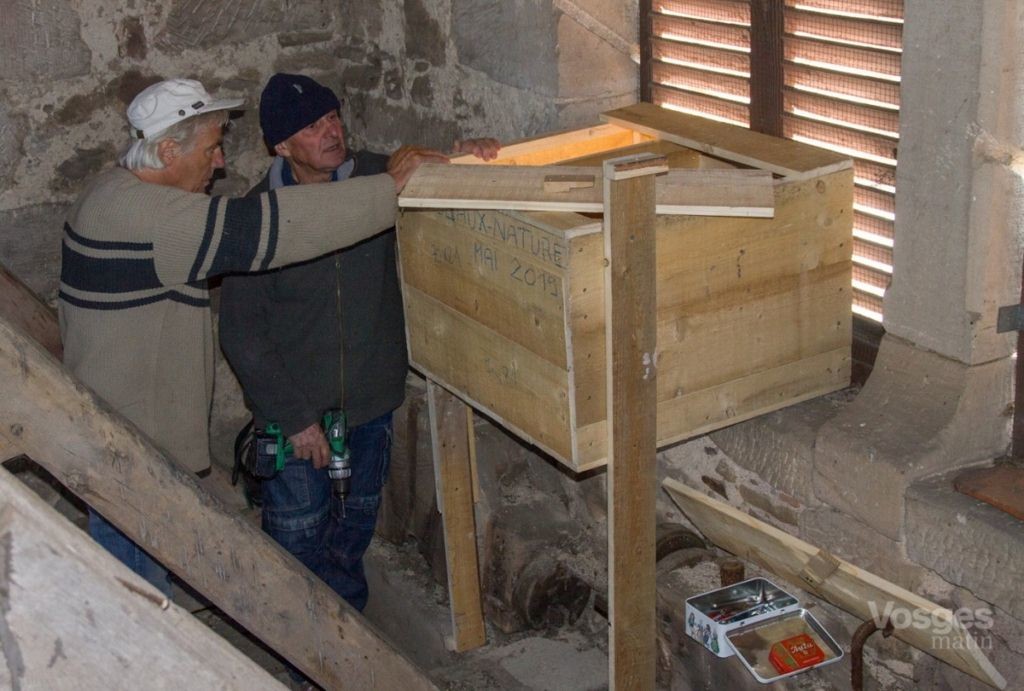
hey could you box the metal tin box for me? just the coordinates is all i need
[727,608,845,683]
[684,577,801,658]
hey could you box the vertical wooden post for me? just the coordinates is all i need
[749,0,785,136]
[603,153,667,690]
[427,379,486,651]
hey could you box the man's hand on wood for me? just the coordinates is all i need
[387,145,450,193]
[453,138,502,161]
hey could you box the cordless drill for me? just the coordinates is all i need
[323,410,352,510]
[257,411,351,509]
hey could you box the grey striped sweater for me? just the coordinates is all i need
[59,166,397,473]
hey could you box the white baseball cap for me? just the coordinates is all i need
[127,78,244,139]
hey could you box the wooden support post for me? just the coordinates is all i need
[0,316,435,691]
[603,153,667,690]
[426,379,486,651]
[0,467,284,689]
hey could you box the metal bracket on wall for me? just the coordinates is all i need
[996,304,1024,333]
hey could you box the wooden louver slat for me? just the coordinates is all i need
[652,61,750,100]
[784,7,902,50]
[784,35,901,77]
[652,38,750,74]
[655,0,751,24]
[783,0,904,22]
[651,84,750,125]
[652,14,751,50]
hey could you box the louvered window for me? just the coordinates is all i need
[641,0,902,324]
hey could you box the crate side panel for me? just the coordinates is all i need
[404,285,573,463]
[399,209,573,369]
[569,169,853,463]
[575,346,850,468]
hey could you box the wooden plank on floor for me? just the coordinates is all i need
[0,315,436,691]
[0,467,283,690]
[602,102,852,179]
[662,478,1007,690]
[399,164,774,217]
[604,153,664,691]
[427,380,486,651]
[0,260,61,360]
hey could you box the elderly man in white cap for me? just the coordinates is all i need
[59,77,448,596]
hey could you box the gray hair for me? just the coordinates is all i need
[120,111,229,171]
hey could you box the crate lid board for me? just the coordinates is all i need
[602,102,852,181]
[399,164,775,218]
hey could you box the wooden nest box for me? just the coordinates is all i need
[397,103,853,473]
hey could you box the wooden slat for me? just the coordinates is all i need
[654,0,750,24]
[652,37,749,74]
[784,7,903,50]
[0,317,436,691]
[651,84,751,126]
[0,261,61,360]
[784,0,904,21]
[404,285,575,462]
[785,62,901,108]
[603,102,851,178]
[854,210,895,240]
[783,88,899,135]
[400,164,776,217]
[426,381,486,651]
[853,159,897,189]
[663,478,1007,690]
[652,14,750,50]
[784,114,899,162]
[853,287,885,316]
[604,154,662,691]
[556,139,703,168]
[0,468,284,690]
[652,60,750,99]
[853,240,893,268]
[853,264,890,291]
[397,209,571,370]
[855,184,895,216]
[784,35,901,77]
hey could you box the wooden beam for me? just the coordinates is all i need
[0,467,283,689]
[662,478,1007,690]
[604,153,665,690]
[427,380,486,651]
[602,102,852,180]
[399,164,774,218]
[0,260,61,360]
[0,316,436,691]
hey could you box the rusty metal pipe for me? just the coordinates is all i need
[851,616,894,691]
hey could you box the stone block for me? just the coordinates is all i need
[711,394,845,504]
[404,0,446,66]
[905,471,1024,620]
[0,0,90,81]
[453,0,558,97]
[0,203,68,300]
[52,146,116,194]
[799,507,928,591]
[556,13,635,100]
[814,335,1012,540]
[157,0,333,51]
[738,482,800,526]
[0,105,26,190]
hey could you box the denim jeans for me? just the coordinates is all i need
[88,508,173,598]
[261,412,392,612]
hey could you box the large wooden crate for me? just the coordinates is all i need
[397,103,853,472]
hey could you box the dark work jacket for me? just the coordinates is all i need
[218,151,407,435]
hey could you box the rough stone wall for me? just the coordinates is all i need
[0,0,638,301]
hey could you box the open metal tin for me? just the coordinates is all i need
[726,608,845,683]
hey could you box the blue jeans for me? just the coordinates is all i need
[261,412,392,612]
[88,508,173,598]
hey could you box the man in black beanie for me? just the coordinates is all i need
[219,74,498,626]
